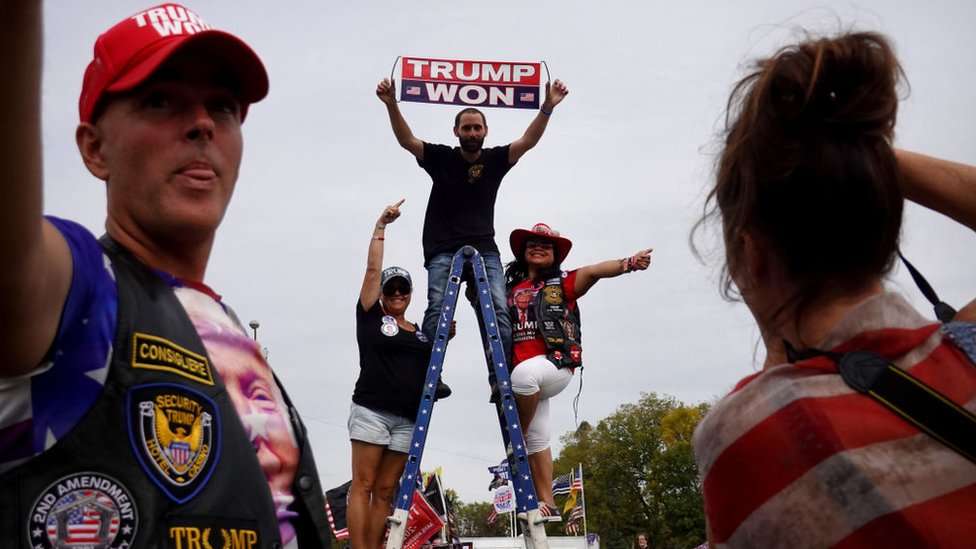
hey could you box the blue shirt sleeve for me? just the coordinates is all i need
[28,217,117,453]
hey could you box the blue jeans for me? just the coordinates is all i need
[423,251,513,362]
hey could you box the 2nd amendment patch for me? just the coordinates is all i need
[132,333,214,385]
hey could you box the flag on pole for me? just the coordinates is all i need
[552,472,572,496]
[568,503,585,522]
[403,489,445,549]
[486,507,498,525]
[571,463,583,491]
[564,500,584,535]
[488,459,511,491]
[324,481,351,540]
[563,464,584,513]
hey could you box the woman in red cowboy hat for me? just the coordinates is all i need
[505,222,653,519]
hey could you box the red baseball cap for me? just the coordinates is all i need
[79,3,268,122]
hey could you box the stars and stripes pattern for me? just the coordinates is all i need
[552,472,572,496]
[570,464,583,491]
[1,218,115,475]
[46,490,120,545]
[693,293,976,548]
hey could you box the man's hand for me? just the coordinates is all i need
[542,79,569,111]
[376,78,397,105]
[377,198,404,228]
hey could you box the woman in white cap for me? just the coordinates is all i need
[348,199,437,548]
[506,222,653,519]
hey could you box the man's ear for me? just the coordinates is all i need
[75,122,109,181]
[453,126,460,138]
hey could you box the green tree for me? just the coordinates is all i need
[552,393,709,549]
[453,500,511,536]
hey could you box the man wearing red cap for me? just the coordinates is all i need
[2,4,328,548]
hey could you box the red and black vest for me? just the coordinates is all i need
[0,239,330,549]
[521,273,583,369]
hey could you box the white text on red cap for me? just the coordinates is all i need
[131,5,212,38]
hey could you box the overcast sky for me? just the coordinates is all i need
[40,1,975,503]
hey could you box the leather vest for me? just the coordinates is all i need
[532,274,583,369]
[0,238,329,549]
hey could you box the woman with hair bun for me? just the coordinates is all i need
[692,32,976,547]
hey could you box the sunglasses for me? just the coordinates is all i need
[382,279,412,296]
[525,239,554,250]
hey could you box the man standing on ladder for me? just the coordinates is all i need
[375,75,570,385]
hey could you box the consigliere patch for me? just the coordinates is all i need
[131,332,215,385]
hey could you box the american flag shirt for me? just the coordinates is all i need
[1,218,301,547]
[693,292,976,548]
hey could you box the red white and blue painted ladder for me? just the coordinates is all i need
[385,246,549,549]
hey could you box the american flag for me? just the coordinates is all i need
[552,472,572,496]
[520,92,535,102]
[47,491,119,544]
[405,86,421,96]
[486,508,498,525]
[571,464,583,491]
[168,441,190,466]
[568,503,584,522]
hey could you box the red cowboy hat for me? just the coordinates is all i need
[509,223,573,264]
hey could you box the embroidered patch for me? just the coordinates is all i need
[467,164,484,183]
[127,384,221,503]
[167,517,259,549]
[131,332,214,385]
[27,471,138,548]
[543,285,563,305]
[569,344,582,363]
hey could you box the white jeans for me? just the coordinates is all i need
[510,355,574,454]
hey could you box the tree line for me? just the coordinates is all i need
[451,393,709,547]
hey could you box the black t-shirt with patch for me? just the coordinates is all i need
[418,142,515,263]
[353,300,432,419]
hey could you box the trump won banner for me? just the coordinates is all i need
[399,57,542,109]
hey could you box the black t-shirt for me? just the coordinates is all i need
[417,142,515,263]
[352,300,433,419]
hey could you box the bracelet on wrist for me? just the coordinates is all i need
[372,236,385,241]
[540,107,552,116]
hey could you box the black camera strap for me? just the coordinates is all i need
[785,341,976,465]
[898,250,957,323]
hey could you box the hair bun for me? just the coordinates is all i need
[764,32,903,139]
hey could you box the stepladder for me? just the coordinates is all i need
[385,246,550,549]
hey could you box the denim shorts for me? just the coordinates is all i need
[347,402,414,453]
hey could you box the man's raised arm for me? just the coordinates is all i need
[508,79,569,164]
[376,78,424,160]
[1,2,73,377]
